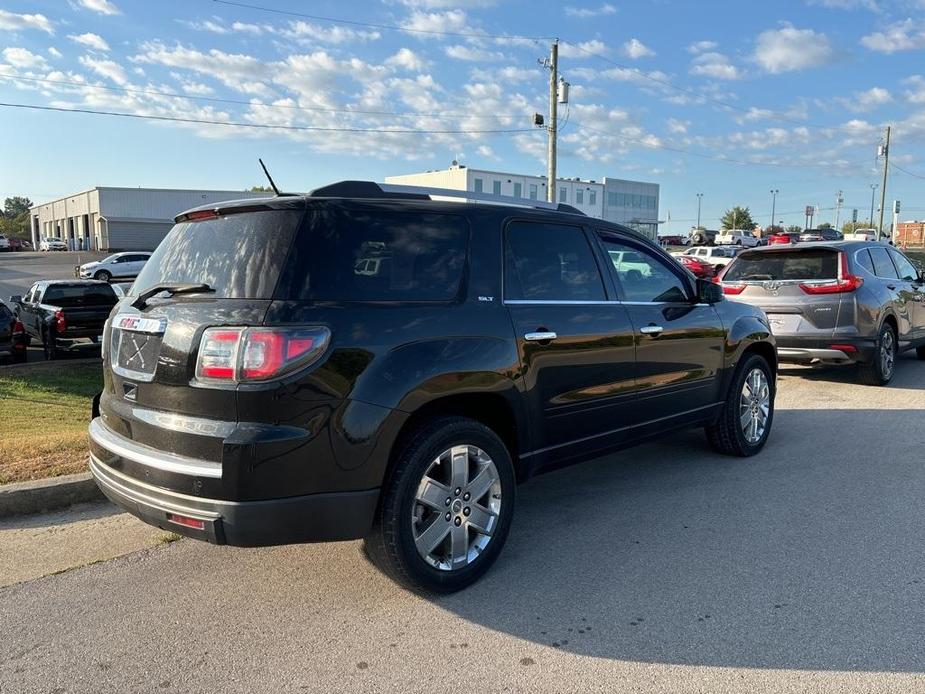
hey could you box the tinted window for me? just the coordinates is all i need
[724,249,839,281]
[281,209,467,302]
[600,237,688,303]
[869,247,899,279]
[855,249,875,274]
[889,249,918,281]
[131,210,301,299]
[504,222,604,301]
[43,284,117,307]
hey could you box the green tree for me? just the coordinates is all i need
[3,196,32,219]
[720,206,757,230]
[842,220,872,234]
[785,225,802,234]
[765,224,784,235]
[817,222,832,229]
[249,185,273,192]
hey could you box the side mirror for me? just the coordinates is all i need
[696,278,723,304]
[8,295,22,304]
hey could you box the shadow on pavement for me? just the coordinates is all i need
[778,351,923,390]
[436,405,925,672]
[0,500,118,531]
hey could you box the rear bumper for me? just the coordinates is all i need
[775,336,875,364]
[89,419,380,546]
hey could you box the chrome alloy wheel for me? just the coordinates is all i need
[739,368,771,445]
[881,329,895,380]
[411,445,502,571]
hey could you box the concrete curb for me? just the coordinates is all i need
[0,472,104,518]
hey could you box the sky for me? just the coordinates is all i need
[2,0,925,233]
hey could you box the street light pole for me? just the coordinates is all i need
[769,189,779,231]
[696,193,703,229]
[869,183,879,232]
[834,190,843,232]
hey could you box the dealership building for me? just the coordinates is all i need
[29,187,267,252]
[385,163,661,239]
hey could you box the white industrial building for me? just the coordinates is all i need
[385,163,660,239]
[29,187,268,252]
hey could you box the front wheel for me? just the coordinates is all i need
[858,323,897,386]
[94,270,112,282]
[706,353,775,456]
[364,417,516,594]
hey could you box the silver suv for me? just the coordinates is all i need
[718,241,925,385]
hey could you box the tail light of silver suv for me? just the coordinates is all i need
[195,326,331,383]
[798,252,863,295]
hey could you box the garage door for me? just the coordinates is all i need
[106,221,172,251]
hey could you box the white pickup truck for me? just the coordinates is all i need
[715,229,759,247]
[672,245,742,272]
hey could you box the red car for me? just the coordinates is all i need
[678,254,715,278]
[768,232,801,245]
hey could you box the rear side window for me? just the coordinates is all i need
[868,247,899,279]
[43,285,117,306]
[855,249,875,274]
[504,222,604,301]
[280,208,468,302]
[724,250,838,281]
[131,210,301,299]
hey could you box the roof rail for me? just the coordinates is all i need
[307,180,586,216]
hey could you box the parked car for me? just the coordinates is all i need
[87,181,777,594]
[0,234,10,252]
[40,237,68,252]
[768,232,801,245]
[0,302,27,363]
[800,228,843,242]
[673,245,740,273]
[843,229,882,242]
[8,237,32,251]
[77,252,152,282]
[10,280,119,360]
[688,228,718,246]
[715,229,760,247]
[716,241,925,385]
[677,254,715,278]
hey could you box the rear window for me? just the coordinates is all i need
[130,211,301,299]
[724,249,839,281]
[43,285,117,306]
[278,208,468,302]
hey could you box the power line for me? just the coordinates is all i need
[1,73,529,121]
[0,102,534,134]
[890,162,925,180]
[210,0,551,41]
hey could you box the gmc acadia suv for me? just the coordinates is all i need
[89,181,777,593]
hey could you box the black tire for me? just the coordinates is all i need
[10,348,26,363]
[858,322,897,386]
[916,345,925,360]
[94,270,112,282]
[42,330,58,361]
[706,353,775,457]
[364,416,516,595]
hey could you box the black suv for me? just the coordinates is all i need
[89,182,777,593]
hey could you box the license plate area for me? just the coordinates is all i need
[111,314,167,383]
[765,313,801,334]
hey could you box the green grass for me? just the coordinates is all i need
[0,362,102,484]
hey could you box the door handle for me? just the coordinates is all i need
[886,284,896,291]
[524,331,558,342]
[640,325,664,336]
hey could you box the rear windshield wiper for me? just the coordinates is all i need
[131,283,213,309]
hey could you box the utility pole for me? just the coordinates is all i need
[696,193,703,228]
[869,183,879,231]
[769,189,779,231]
[546,40,558,203]
[877,125,890,241]
[834,190,844,231]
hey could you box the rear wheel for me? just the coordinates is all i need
[364,417,515,594]
[42,330,58,361]
[706,353,775,456]
[858,323,896,386]
[94,270,111,282]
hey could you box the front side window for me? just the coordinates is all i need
[869,246,899,279]
[888,249,919,281]
[599,236,689,303]
[474,178,484,193]
[504,222,604,302]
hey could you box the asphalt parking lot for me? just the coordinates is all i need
[2,355,924,693]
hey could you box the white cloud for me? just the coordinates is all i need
[48,46,62,58]
[666,118,689,134]
[184,19,228,34]
[401,10,469,37]
[445,44,504,61]
[807,0,878,9]
[860,20,925,53]
[690,51,741,80]
[0,9,54,35]
[396,0,495,6]
[281,21,380,44]
[622,38,654,59]
[69,32,110,51]
[231,22,264,35]
[564,4,617,18]
[3,47,49,69]
[77,0,121,15]
[78,55,128,84]
[839,86,893,111]
[476,144,499,160]
[559,39,608,58]
[903,75,925,103]
[385,48,426,71]
[687,40,718,54]
[753,25,835,73]
[170,73,215,95]
[494,66,536,83]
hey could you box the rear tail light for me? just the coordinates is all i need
[722,284,747,295]
[11,319,24,336]
[167,513,205,530]
[829,344,858,353]
[185,209,219,221]
[799,252,863,295]
[54,310,66,333]
[195,326,330,383]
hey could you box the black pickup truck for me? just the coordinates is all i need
[10,280,119,360]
